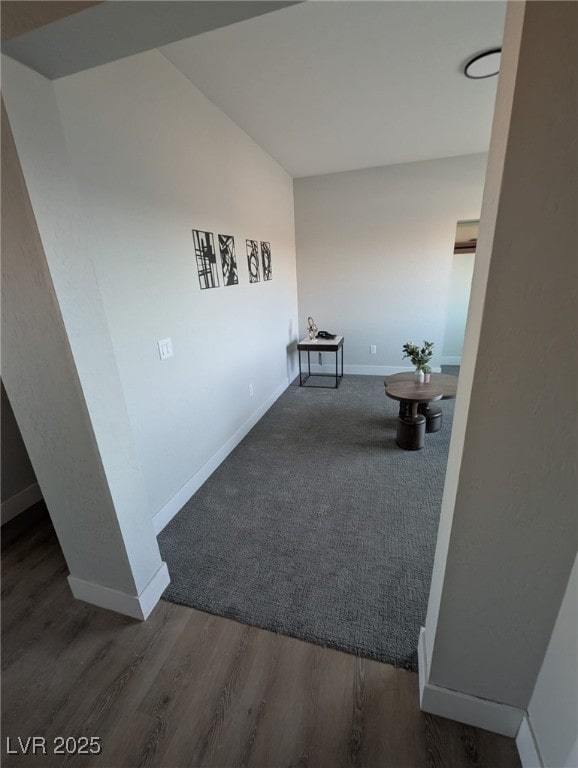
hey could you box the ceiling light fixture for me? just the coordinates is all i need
[464,48,502,79]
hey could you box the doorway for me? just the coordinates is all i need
[442,219,479,370]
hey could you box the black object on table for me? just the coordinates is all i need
[297,336,344,389]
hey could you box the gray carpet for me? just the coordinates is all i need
[158,374,454,671]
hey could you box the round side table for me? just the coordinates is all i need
[384,372,458,433]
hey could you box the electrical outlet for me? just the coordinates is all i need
[249,384,254,397]
[158,338,173,360]
[370,345,377,354]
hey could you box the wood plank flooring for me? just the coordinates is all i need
[1,506,521,768]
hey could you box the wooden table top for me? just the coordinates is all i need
[385,372,458,399]
[385,381,444,404]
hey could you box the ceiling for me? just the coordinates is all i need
[1,2,298,78]
[2,1,506,179]
[0,1,102,42]
[161,1,506,177]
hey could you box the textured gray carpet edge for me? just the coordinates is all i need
[158,375,453,672]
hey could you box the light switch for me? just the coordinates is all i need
[158,338,173,360]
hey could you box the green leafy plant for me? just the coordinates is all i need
[402,341,434,371]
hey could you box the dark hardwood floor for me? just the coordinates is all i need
[2,506,521,768]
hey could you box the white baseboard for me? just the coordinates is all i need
[516,715,544,768]
[345,364,417,376]
[440,356,462,366]
[303,364,442,376]
[153,378,291,534]
[1,482,43,525]
[418,627,525,737]
[68,561,170,620]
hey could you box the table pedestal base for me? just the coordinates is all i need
[396,414,426,450]
[399,402,443,433]
[418,403,443,433]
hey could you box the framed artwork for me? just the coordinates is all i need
[218,234,239,286]
[261,241,272,281]
[246,239,260,283]
[192,230,219,289]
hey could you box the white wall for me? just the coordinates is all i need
[2,90,166,610]
[423,0,578,730]
[526,553,578,768]
[294,154,486,373]
[1,381,36,502]
[441,252,475,362]
[1,380,42,523]
[4,49,298,528]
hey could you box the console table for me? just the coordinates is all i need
[297,336,344,388]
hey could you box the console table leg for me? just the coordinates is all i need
[335,347,338,387]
